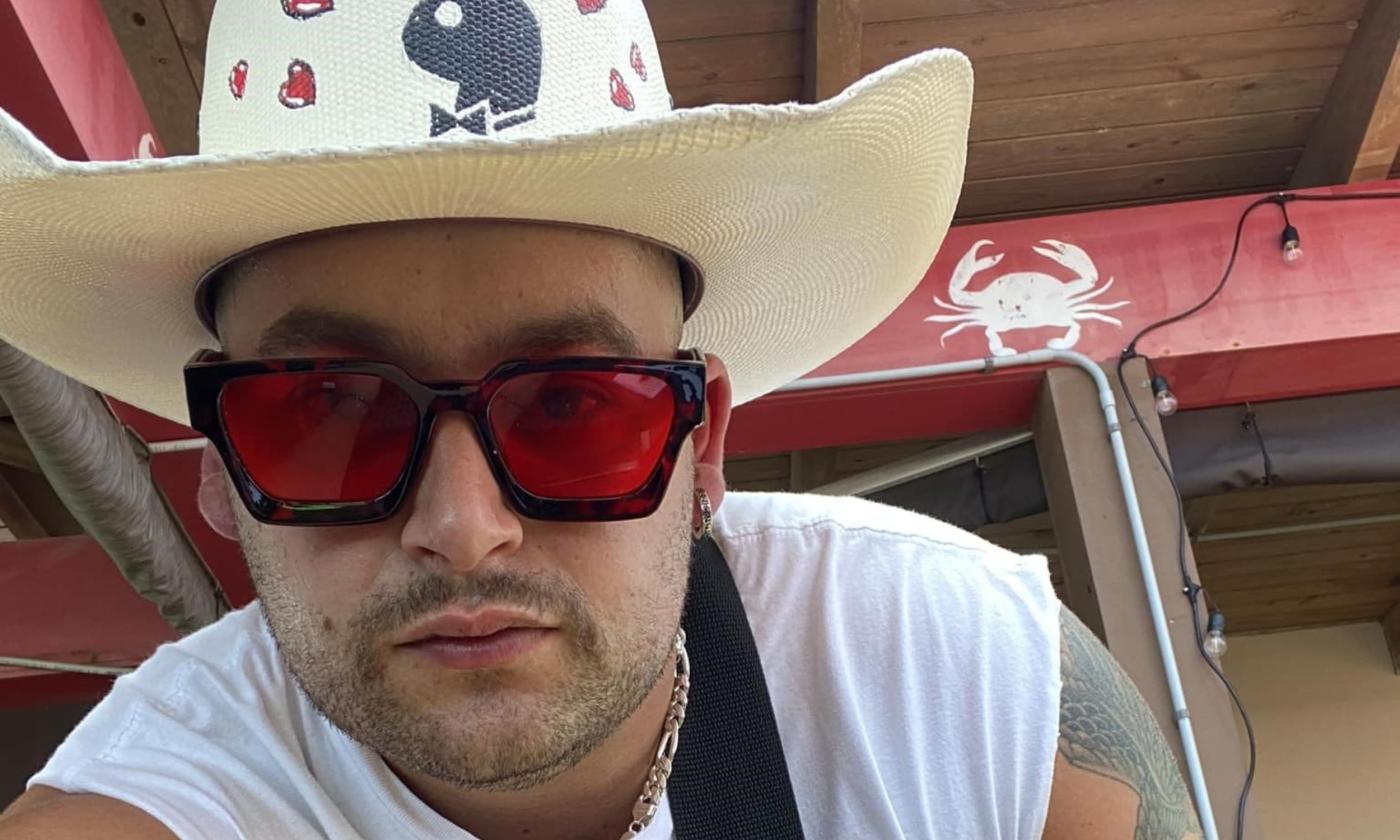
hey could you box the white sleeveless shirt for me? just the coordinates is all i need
[29,492,1061,839]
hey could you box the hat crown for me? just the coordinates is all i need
[200,0,671,154]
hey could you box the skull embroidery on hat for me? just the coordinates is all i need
[402,0,543,137]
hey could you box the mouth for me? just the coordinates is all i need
[394,609,556,670]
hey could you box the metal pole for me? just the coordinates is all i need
[778,349,1221,839]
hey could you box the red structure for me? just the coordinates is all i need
[730,181,1400,455]
[3,0,1400,706]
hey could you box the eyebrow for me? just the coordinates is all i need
[254,305,645,369]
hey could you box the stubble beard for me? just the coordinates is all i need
[241,493,694,792]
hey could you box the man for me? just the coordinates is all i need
[0,1,1204,838]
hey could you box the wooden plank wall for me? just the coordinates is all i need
[100,0,1372,217]
[976,482,1400,634]
[658,0,1368,220]
[731,436,1400,635]
[874,0,1365,219]
[654,0,806,109]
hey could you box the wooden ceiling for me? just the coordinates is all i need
[98,0,1400,219]
[979,482,1400,635]
[729,438,1400,636]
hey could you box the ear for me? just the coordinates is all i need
[689,353,732,518]
[197,443,240,541]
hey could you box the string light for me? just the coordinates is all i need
[1119,189,1400,840]
[1150,375,1179,416]
[1281,224,1304,265]
[1203,612,1228,661]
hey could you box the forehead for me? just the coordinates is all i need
[214,220,683,373]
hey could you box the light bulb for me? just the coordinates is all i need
[1150,375,1178,416]
[1204,612,1228,660]
[1204,630,1228,660]
[1281,223,1304,265]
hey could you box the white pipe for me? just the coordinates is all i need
[146,438,209,454]
[779,350,1220,839]
[0,655,136,676]
[1194,512,1400,543]
[809,429,1034,497]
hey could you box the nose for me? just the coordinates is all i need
[398,413,524,574]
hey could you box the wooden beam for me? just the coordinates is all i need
[967,109,1317,182]
[959,148,1299,220]
[1293,0,1400,186]
[1383,602,1400,675]
[0,468,45,539]
[0,466,85,538]
[788,448,837,492]
[1033,357,1252,838]
[0,420,38,472]
[97,0,201,155]
[803,0,862,102]
[158,0,214,96]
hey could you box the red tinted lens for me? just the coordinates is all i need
[220,371,419,503]
[488,370,676,499]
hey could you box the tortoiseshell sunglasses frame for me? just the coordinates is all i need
[183,349,707,526]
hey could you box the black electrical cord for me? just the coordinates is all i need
[1116,354,1256,840]
[1118,187,1400,839]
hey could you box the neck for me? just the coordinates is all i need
[388,652,676,840]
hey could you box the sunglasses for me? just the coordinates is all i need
[184,350,707,526]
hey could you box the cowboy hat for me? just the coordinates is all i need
[0,0,971,423]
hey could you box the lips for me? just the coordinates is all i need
[395,609,548,646]
[576,0,606,13]
[396,609,553,670]
[630,42,647,81]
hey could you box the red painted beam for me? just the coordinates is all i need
[730,180,1400,455]
[0,1,85,161]
[6,0,161,161]
[0,536,178,708]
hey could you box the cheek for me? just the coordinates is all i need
[544,470,693,611]
[241,517,396,622]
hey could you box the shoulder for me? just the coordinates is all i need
[1045,608,1204,840]
[718,492,1064,836]
[714,490,1056,617]
[20,604,322,838]
[0,785,177,839]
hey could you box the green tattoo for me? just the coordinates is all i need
[1058,607,1205,840]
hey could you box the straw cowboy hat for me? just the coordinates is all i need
[0,0,971,423]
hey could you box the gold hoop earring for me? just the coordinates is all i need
[692,488,713,540]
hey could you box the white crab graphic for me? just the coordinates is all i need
[925,239,1130,356]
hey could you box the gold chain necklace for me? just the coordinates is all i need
[619,629,690,839]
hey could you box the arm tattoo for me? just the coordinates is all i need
[1058,607,1204,840]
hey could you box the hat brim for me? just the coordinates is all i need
[0,49,970,424]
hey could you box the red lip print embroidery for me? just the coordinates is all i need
[229,60,249,100]
[609,68,634,111]
[630,42,647,81]
[576,0,606,13]
[278,60,316,109]
[282,0,334,19]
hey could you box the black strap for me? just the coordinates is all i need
[669,536,805,839]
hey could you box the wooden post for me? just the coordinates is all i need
[1382,602,1400,676]
[96,0,203,155]
[1291,0,1400,186]
[1033,357,1251,838]
[803,0,862,103]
